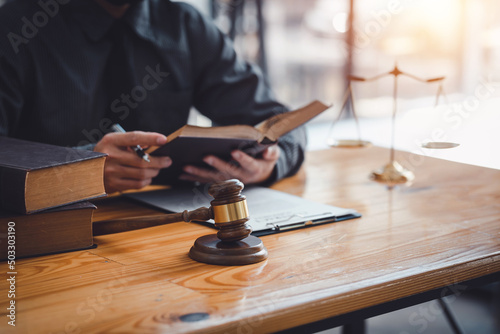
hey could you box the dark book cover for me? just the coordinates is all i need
[0,201,96,260]
[0,200,96,218]
[0,136,105,170]
[151,136,271,185]
[0,136,107,213]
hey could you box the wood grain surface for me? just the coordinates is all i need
[1,147,499,334]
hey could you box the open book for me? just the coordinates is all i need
[146,100,330,183]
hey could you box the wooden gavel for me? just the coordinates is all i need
[93,179,268,265]
[94,179,252,241]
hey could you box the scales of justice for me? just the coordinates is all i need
[327,63,459,187]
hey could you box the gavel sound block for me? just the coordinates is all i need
[93,179,268,266]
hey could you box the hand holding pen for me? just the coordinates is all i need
[93,126,170,193]
[110,124,151,162]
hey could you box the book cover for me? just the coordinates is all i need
[0,137,107,214]
[0,201,96,260]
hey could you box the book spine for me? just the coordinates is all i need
[0,166,28,214]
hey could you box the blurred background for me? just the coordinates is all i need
[190,0,500,107]
[1,0,499,169]
[184,0,500,171]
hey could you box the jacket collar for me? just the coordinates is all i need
[69,0,153,43]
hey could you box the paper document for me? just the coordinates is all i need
[126,186,360,235]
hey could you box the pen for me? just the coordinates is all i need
[110,124,151,163]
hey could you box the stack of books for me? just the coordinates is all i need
[0,137,107,260]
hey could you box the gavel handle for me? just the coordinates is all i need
[93,207,212,236]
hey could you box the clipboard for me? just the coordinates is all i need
[125,186,361,236]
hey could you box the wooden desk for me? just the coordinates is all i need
[1,147,499,333]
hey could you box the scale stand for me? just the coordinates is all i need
[330,63,459,187]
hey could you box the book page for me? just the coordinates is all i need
[255,100,331,141]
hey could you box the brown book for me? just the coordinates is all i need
[0,137,107,214]
[0,201,96,260]
[146,100,330,183]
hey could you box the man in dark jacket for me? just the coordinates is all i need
[0,0,306,193]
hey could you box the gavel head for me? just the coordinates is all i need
[208,179,252,242]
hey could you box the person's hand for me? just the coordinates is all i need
[179,145,280,185]
[94,131,171,193]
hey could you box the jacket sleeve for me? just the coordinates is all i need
[181,4,307,183]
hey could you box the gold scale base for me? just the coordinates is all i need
[328,139,372,148]
[370,161,415,187]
